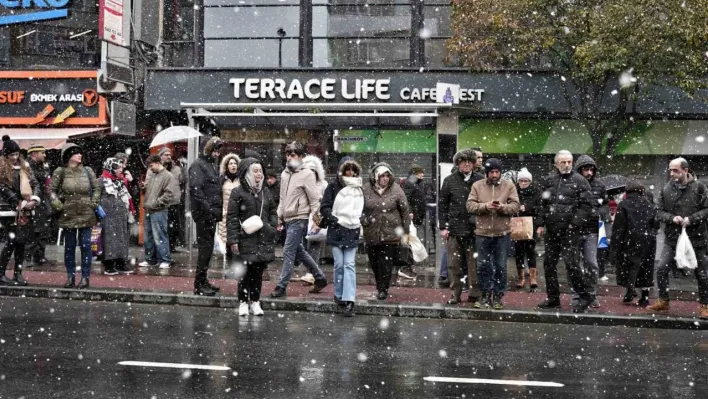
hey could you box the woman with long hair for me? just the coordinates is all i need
[217,153,240,257]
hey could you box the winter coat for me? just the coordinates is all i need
[361,162,411,245]
[610,192,657,288]
[28,158,53,229]
[320,159,363,249]
[277,157,321,224]
[143,168,175,212]
[218,153,241,246]
[516,184,541,220]
[188,137,223,224]
[467,178,520,237]
[0,161,40,243]
[438,168,484,237]
[225,158,278,264]
[536,169,592,232]
[656,175,708,248]
[267,180,280,208]
[402,175,427,226]
[51,145,101,229]
[574,155,610,234]
[100,173,130,261]
[303,155,328,198]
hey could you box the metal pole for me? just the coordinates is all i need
[278,38,283,68]
[186,110,198,266]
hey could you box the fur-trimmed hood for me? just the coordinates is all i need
[302,155,325,182]
[337,158,362,186]
[219,153,241,175]
[199,136,224,158]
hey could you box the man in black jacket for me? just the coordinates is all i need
[574,155,609,308]
[24,143,56,266]
[536,150,595,313]
[400,164,427,279]
[188,136,224,296]
[438,149,483,303]
[650,158,708,319]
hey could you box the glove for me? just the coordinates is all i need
[128,213,135,224]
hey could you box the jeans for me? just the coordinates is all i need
[439,246,448,279]
[656,243,708,304]
[144,210,172,264]
[447,235,478,298]
[579,233,599,293]
[277,219,325,289]
[543,228,591,301]
[194,219,217,288]
[332,245,357,302]
[64,228,92,279]
[476,234,511,295]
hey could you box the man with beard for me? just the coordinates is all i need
[536,150,595,313]
[25,143,56,266]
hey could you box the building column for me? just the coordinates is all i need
[435,111,459,279]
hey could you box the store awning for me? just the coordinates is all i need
[0,127,109,150]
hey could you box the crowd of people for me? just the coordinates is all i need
[1,135,707,320]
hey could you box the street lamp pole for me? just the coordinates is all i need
[277,28,286,68]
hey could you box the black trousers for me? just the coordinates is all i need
[237,261,267,302]
[514,239,537,270]
[168,204,184,250]
[0,226,25,273]
[543,228,591,301]
[367,244,397,293]
[194,219,217,288]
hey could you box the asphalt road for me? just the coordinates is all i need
[0,297,706,398]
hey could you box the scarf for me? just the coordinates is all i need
[102,170,134,213]
[225,170,239,182]
[332,176,364,229]
[245,164,263,193]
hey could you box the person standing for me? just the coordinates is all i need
[99,158,134,275]
[649,158,708,319]
[138,155,175,270]
[610,180,657,307]
[536,150,594,313]
[158,147,186,252]
[438,149,483,304]
[270,142,328,298]
[362,162,411,300]
[514,168,541,290]
[467,158,520,309]
[114,152,141,205]
[24,143,56,267]
[226,158,278,317]
[218,153,241,253]
[189,136,225,296]
[0,136,40,286]
[320,157,364,316]
[302,154,328,276]
[574,155,609,308]
[51,143,101,289]
[400,164,427,280]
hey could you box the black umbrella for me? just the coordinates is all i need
[601,174,629,196]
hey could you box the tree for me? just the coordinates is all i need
[447,0,708,161]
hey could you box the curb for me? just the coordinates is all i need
[2,286,706,330]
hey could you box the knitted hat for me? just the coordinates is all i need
[103,157,122,172]
[157,147,172,157]
[484,158,503,175]
[1,135,21,156]
[410,164,424,175]
[517,168,532,182]
[27,143,46,154]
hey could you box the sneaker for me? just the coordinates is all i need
[300,273,315,285]
[270,286,287,298]
[474,293,491,309]
[599,275,609,282]
[116,264,134,275]
[238,302,249,317]
[138,261,157,267]
[103,267,119,276]
[397,266,417,280]
[492,294,504,310]
[309,278,328,294]
[159,262,171,269]
[250,301,264,316]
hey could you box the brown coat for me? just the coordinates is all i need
[361,162,411,245]
[467,178,520,237]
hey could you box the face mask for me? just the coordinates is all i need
[287,159,302,169]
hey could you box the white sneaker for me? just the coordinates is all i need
[138,261,156,267]
[599,275,609,282]
[238,302,249,317]
[250,301,264,316]
[300,273,315,285]
[159,262,171,269]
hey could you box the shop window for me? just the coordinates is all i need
[205,6,300,38]
[205,39,299,67]
[313,37,410,67]
[313,4,411,37]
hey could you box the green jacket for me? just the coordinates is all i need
[51,165,101,229]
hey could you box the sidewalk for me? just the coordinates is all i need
[0,245,705,330]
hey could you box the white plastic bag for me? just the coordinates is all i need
[409,234,428,263]
[214,230,227,256]
[409,222,418,238]
[306,216,327,242]
[675,227,697,270]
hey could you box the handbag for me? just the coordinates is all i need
[241,193,264,234]
[84,167,105,220]
[395,244,415,266]
[510,216,533,240]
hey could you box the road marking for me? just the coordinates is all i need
[118,361,231,371]
[424,376,564,387]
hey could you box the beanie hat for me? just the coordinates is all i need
[27,143,46,154]
[410,164,424,175]
[517,168,532,182]
[103,157,123,172]
[484,158,503,175]
[61,143,84,165]
[157,147,172,158]
[1,135,21,156]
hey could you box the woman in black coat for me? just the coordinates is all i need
[610,180,657,307]
[514,168,541,290]
[226,157,278,317]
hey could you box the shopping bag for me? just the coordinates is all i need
[409,234,428,263]
[675,227,697,270]
[409,222,418,238]
[214,230,227,256]
[598,220,609,249]
[91,225,103,257]
[306,216,327,242]
[510,216,533,240]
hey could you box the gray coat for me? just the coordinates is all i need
[100,176,130,261]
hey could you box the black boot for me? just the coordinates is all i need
[64,275,75,288]
[638,290,650,307]
[206,281,221,292]
[309,278,328,294]
[13,269,28,286]
[77,278,89,289]
[194,284,217,296]
[622,288,638,304]
[343,301,355,317]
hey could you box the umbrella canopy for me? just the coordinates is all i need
[150,126,202,148]
[600,174,629,196]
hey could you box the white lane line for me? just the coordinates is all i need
[424,376,564,387]
[118,361,231,371]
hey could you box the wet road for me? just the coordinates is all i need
[0,297,706,398]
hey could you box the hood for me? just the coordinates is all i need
[199,136,224,158]
[302,155,325,182]
[368,162,395,188]
[337,159,362,185]
[574,154,597,174]
[61,143,83,165]
[452,148,476,165]
[236,157,263,190]
[219,153,242,175]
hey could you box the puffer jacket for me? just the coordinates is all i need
[574,155,610,234]
[361,162,411,245]
[188,136,223,224]
[657,175,708,248]
[50,145,101,229]
[320,159,363,249]
[438,167,484,237]
[516,184,541,223]
[536,169,592,231]
[218,153,241,244]
[0,161,40,218]
[225,158,278,263]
